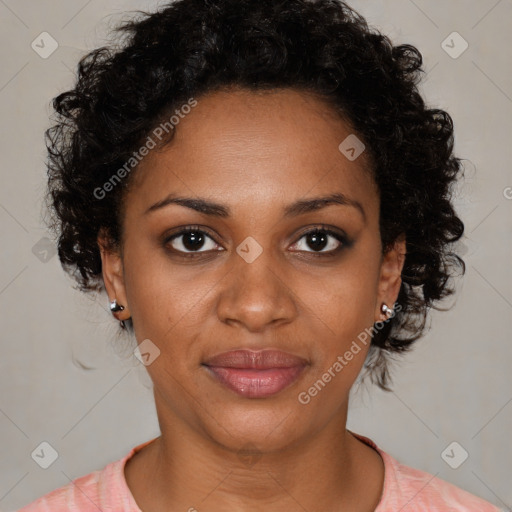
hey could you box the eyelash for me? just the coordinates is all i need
[163,224,350,259]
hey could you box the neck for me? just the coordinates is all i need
[125,398,384,512]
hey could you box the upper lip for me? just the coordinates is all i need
[203,349,308,369]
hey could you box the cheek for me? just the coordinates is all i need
[122,243,177,343]
[294,278,376,410]
[299,255,379,333]
[122,242,222,363]
[293,253,380,381]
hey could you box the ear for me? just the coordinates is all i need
[97,229,130,321]
[375,233,406,322]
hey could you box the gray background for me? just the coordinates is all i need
[1,0,511,510]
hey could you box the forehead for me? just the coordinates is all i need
[126,88,378,220]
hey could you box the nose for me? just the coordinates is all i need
[216,246,298,333]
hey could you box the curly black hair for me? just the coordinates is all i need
[44,0,466,391]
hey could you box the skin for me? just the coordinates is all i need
[98,87,406,512]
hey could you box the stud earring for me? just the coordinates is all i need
[381,303,393,319]
[110,299,125,313]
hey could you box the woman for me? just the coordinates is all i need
[19,0,502,510]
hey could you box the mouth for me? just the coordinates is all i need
[202,349,308,398]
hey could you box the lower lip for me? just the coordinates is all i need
[204,366,305,398]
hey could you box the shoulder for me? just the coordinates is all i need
[384,456,502,511]
[17,439,156,512]
[349,431,503,512]
[17,468,103,511]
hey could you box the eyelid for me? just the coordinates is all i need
[293,224,347,240]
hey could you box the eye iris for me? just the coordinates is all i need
[307,231,328,251]
[183,231,205,251]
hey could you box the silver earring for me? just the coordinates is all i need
[110,299,125,312]
[381,303,393,318]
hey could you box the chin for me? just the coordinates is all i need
[198,397,309,455]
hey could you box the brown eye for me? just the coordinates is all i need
[166,228,222,254]
[290,228,348,254]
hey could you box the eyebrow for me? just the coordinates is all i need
[144,192,366,222]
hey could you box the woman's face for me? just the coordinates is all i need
[100,88,405,452]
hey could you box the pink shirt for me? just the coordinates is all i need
[18,431,502,511]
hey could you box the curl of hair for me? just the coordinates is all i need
[44,0,466,391]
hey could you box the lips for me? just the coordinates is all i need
[203,349,308,398]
